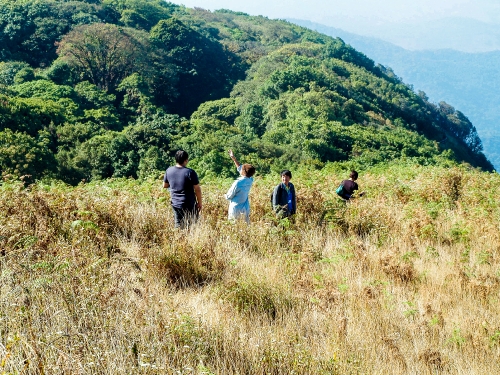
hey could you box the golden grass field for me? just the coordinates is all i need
[1,163,500,374]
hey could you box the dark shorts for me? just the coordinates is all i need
[172,206,199,229]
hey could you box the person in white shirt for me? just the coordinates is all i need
[225,149,256,223]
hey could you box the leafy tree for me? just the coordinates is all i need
[74,81,116,109]
[57,23,150,92]
[79,108,121,131]
[0,0,109,66]
[0,128,55,179]
[11,80,74,101]
[437,102,483,153]
[191,98,240,124]
[73,132,138,180]
[117,73,154,114]
[43,59,79,86]
[13,67,36,84]
[72,81,121,129]
[235,103,265,137]
[124,111,181,155]
[0,94,67,136]
[107,133,139,177]
[323,39,376,73]
[137,146,167,178]
[103,0,177,30]
[0,61,31,86]
[56,122,104,152]
[150,18,245,116]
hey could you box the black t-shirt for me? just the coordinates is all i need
[164,166,200,209]
[342,179,358,197]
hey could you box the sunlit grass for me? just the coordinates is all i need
[1,163,500,374]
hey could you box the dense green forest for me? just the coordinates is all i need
[291,19,500,170]
[0,0,493,184]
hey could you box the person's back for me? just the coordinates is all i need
[338,170,364,200]
[163,150,202,228]
[225,149,255,223]
[166,166,198,209]
[226,176,253,205]
[340,179,358,199]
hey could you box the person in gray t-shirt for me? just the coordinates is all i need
[163,150,202,228]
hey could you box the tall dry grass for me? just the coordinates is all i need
[1,164,500,374]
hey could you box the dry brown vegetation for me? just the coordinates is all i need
[1,164,500,374]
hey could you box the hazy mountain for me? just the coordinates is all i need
[320,17,500,53]
[290,19,500,170]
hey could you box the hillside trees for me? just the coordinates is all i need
[57,23,150,92]
[0,94,67,136]
[150,18,245,116]
[0,129,55,180]
[103,0,178,30]
[0,61,32,86]
[0,0,113,66]
[71,132,138,180]
[226,43,491,169]
[0,1,494,182]
[438,101,482,153]
[54,109,184,183]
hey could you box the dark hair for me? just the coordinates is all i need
[281,170,292,178]
[241,163,256,178]
[175,150,189,164]
[350,170,358,180]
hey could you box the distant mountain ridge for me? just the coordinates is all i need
[309,16,500,52]
[290,19,500,170]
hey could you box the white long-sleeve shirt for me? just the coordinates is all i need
[225,165,254,222]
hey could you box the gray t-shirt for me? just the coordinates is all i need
[164,166,200,209]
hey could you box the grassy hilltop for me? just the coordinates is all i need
[1,0,499,373]
[1,162,500,374]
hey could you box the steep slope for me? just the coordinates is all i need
[289,19,500,170]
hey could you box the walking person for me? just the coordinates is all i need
[225,149,256,223]
[336,170,364,201]
[163,150,202,229]
[272,170,296,218]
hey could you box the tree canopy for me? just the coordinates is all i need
[0,0,493,183]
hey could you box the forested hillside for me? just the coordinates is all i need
[290,19,500,170]
[0,0,493,184]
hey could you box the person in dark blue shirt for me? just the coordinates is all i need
[163,150,202,228]
[338,170,365,200]
[272,170,296,218]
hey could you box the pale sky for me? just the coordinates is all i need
[171,0,499,23]
[173,0,498,34]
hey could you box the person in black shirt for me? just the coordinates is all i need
[339,170,365,200]
[163,150,202,228]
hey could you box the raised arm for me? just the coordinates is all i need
[228,149,240,169]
